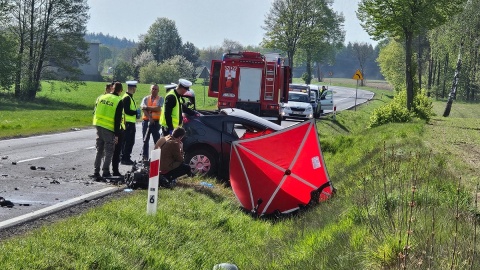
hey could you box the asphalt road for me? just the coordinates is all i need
[0,86,374,229]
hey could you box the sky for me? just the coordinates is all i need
[86,0,377,49]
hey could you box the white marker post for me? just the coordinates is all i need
[146,149,160,215]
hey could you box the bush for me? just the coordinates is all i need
[368,91,411,127]
[139,62,161,84]
[368,89,434,128]
[163,55,196,83]
[413,89,435,122]
[113,61,135,82]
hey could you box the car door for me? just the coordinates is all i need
[219,121,240,179]
[320,90,334,111]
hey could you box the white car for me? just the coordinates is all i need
[280,92,314,120]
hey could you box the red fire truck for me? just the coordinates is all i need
[207,51,291,123]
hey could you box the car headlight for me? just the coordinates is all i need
[305,106,312,111]
[283,105,290,110]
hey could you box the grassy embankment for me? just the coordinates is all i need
[1,79,480,269]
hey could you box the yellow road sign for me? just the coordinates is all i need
[352,69,363,80]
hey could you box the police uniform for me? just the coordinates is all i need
[164,83,177,92]
[92,91,124,178]
[160,79,192,136]
[121,80,138,165]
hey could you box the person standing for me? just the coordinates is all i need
[140,84,163,161]
[91,82,124,180]
[160,79,192,136]
[121,80,139,165]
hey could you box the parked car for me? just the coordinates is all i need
[280,91,314,120]
[181,108,284,179]
[309,84,334,113]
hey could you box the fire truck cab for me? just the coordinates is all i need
[208,51,291,123]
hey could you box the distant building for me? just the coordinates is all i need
[79,42,102,81]
[45,42,102,82]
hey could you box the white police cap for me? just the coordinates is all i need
[178,79,192,88]
[164,83,178,90]
[126,80,138,87]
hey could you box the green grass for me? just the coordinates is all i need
[1,80,480,269]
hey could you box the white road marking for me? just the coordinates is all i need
[17,157,44,163]
[0,187,121,230]
[52,150,77,156]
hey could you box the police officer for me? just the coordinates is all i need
[91,82,124,180]
[121,80,139,165]
[160,79,192,136]
[140,84,163,161]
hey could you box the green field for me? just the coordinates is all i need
[1,80,480,269]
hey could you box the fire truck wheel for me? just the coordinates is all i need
[185,148,217,176]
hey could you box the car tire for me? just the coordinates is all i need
[282,116,286,121]
[185,148,217,176]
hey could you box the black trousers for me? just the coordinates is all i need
[112,130,124,172]
[163,163,192,180]
[121,122,136,161]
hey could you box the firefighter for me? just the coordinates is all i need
[121,80,139,165]
[160,79,192,136]
[140,84,163,161]
[91,82,124,180]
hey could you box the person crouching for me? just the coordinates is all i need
[156,127,193,184]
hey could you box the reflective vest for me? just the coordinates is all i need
[122,93,137,123]
[93,94,121,132]
[160,90,181,128]
[142,95,161,121]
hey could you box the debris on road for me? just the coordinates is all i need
[0,197,14,208]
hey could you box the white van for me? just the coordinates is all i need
[308,84,334,113]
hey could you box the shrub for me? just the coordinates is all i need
[368,100,412,128]
[113,61,134,82]
[368,89,434,127]
[139,61,161,84]
[413,89,435,122]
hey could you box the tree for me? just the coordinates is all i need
[182,42,200,67]
[377,40,406,92]
[199,46,223,67]
[141,18,182,63]
[139,61,161,84]
[352,42,374,86]
[163,55,196,83]
[133,50,155,69]
[0,33,16,90]
[357,0,467,110]
[113,61,134,82]
[6,0,90,100]
[296,0,344,84]
[156,63,180,84]
[263,0,343,75]
[222,39,244,52]
[262,0,311,68]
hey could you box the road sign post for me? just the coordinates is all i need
[146,149,160,215]
[352,70,363,111]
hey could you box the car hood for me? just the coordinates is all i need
[284,101,312,109]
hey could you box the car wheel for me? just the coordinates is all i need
[282,116,286,121]
[185,149,217,176]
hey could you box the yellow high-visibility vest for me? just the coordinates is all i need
[93,94,121,132]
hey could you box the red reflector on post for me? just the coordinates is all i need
[149,159,159,178]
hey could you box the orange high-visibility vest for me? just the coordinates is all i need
[142,95,161,121]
